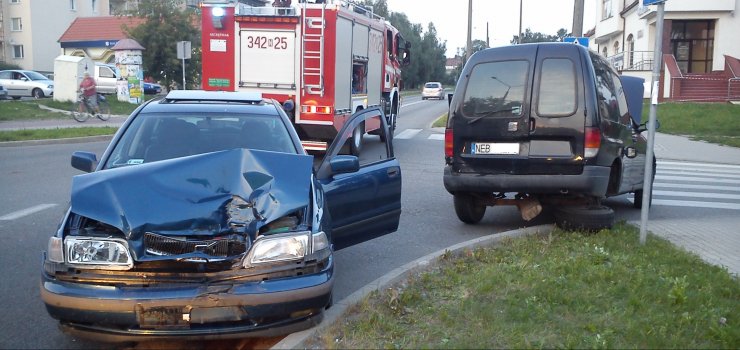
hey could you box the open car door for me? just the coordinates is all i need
[316,107,402,250]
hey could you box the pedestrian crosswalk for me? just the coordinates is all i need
[399,129,740,211]
[647,161,740,210]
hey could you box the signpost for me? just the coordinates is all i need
[177,41,192,90]
[639,0,666,245]
[563,37,589,47]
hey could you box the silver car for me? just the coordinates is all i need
[421,81,445,100]
[0,69,54,99]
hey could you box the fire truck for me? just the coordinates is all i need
[200,0,411,154]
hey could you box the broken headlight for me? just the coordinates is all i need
[244,231,329,267]
[64,237,134,270]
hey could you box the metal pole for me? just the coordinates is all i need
[466,0,472,61]
[518,0,523,44]
[639,1,665,245]
[182,57,186,90]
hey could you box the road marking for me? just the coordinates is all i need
[658,169,740,179]
[653,183,740,192]
[401,100,424,108]
[395,128,422,139]
[0,204,58,221]
[658,161,740,170]
[428,134,445,140]
[655,175,740,185]
[653,190,740,201]
[641,199,740,211]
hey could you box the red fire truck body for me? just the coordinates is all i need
[200,0,409,152]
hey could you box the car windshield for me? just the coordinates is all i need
[425,83,440,88]
[104,112,297,169]
[24,71,49,81]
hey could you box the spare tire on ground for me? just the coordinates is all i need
[553,205,615,232]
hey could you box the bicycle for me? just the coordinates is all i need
[72,92,111,122]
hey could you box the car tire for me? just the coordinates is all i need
[32,88,44,99]
[453,193,486,224]
[553,205,615,232]
[349,122,364,156]
[634,157,656,209]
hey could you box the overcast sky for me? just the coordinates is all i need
[385,0,597,57]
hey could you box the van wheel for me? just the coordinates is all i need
[553,205,614,232]
[453,193,486,224]
[32,88,44,99]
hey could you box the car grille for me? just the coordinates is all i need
[144,232,249,258]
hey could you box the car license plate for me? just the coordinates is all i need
[471,142,519,155]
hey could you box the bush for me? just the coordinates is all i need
[0,61,22,70]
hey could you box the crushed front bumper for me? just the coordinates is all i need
[40,254,334,343]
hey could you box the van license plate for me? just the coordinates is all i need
[471,142,519,155]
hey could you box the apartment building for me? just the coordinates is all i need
[0,0,114,73]
[588,0,740,101]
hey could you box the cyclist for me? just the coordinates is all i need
[79,72,99,114]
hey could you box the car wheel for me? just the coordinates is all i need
[453,193,486,224]
[349,122,364,156]
[553,205,615,232]
[634,158,656,209]
[32,88,44,99]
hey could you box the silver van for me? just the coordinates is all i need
[95,63,120,94]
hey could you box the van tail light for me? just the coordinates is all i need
[584,127,601,158]
[445,128,453,158]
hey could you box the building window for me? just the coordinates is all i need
[69,0,76,10]
[601,0,612,20]
[11,17,22,31]
[626,34,634,68]
[92,0,97,12]
[601,46,607,57]
[613,41,619,55]
[12,45,24,59]
[10,0,21,4]
[670,20,715,73]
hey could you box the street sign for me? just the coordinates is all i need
[643,0,666,5]
[564,37,589,47]
[176,41,192,60]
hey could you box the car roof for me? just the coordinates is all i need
[140,90,281,115]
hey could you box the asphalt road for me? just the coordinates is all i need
[1,95,734,349]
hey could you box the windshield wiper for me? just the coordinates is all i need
[467,108,516,125]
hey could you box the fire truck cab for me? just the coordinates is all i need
[200,0,410,154]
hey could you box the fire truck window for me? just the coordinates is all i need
[387,30,393,58]
[352,63,367,95]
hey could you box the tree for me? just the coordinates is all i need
[124,0,201,89]
[511,28,571,44]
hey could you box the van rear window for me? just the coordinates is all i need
[462,60,528,118]
[537,58,577,117]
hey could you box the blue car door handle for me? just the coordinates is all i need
[387,167,399,178]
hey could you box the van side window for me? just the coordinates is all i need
[537,58,577,117]
[592,57,621,123]
[462,60,528,118]
[610,71,630,124]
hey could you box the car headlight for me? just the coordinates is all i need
[64,237,133,270]
[244,231,330,267]
[48,85,53,89]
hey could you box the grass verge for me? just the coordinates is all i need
[0,127,117,142]
[311,223,739,349]
[36,96,146,116]
[646,102,740,148]
[432,113,448,128]
[0,100,69,121]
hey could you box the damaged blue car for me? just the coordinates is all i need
[40,90,401,342]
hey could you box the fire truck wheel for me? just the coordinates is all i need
[350,122,364,156]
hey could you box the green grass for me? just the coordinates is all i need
[36,96,146,116]
[0,100,70,121]
[0,127,117,142]
[312,223,739,349]
[647,102,740,147]
[432,113,448,128]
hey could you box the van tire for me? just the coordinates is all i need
[453,193,486,224]
[553,205,614,232]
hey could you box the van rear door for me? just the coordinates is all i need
[450,44,585,176]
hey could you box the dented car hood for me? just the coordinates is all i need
[70,149,313,243]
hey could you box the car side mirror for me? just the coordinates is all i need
[330,155,359,175]
[71,151,98,173]
[447,93,453,107]
[623,146,638,159]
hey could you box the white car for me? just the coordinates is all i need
[422,82,445,100]
[0,69,54,99]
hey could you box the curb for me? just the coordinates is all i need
[0,135,114,147]
[270,224,555,350]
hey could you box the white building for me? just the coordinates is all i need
[588,0,740,101]
[0,0,115,73]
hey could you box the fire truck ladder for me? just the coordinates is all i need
[301,3,325,96]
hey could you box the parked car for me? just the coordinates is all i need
[143,81,162,95]
[0,69,54,99]
[94,63,120,94]
[0,84,8,100]
[443,43,654,230]
[40,90,401,342]
[422,81,445,100]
